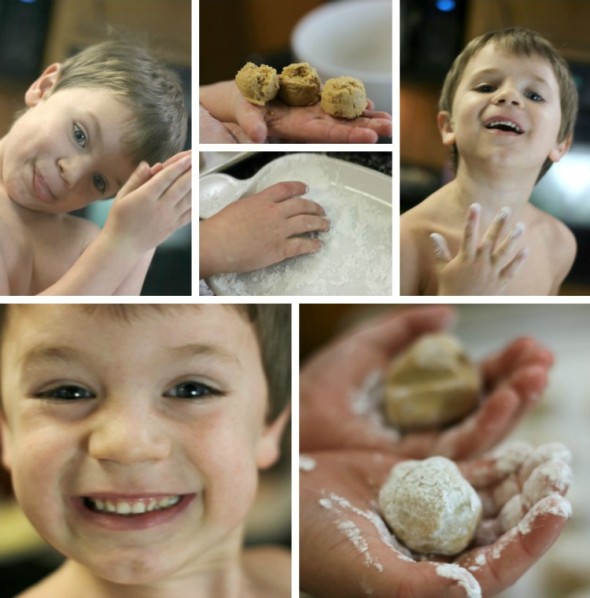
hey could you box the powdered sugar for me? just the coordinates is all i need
[435,563,482,598]
[200,154,392,296]
[348,370,400,443]
[299,455,317,472]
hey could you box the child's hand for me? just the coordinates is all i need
[300,306,553,460]
[431,203,529,296]
[200,181,329,278]
[104,152,191,254]
[300,445,571,598]
[237,97,392,144]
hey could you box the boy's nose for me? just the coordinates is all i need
[57,155,88,189]
[88,407,172,464]
[492,87,522,107]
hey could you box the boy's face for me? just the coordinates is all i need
[438,43,570,173]
[0,306,284,585]
[1,65,136,213]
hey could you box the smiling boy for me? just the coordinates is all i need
[401,28,579,295]
[0,304,291,598]
[0,40,191,296]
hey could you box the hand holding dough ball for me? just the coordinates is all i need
[379,457,482,556]
[384,333,480,430]
[320,76,368,119]
[235,62,279,106]
[279,62,321,106]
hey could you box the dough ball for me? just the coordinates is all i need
[320,76,367,119]
[279,62,321,106]
[235,62,279,106]
[384,333,480,430]
[379,457,482,555]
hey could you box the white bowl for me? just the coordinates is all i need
[292,0,392,112]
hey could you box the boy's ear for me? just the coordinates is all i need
[0,414,11,472]
[548,134,572,163]
[255,404,291,470]
[25,63,62,107]
[438,111,456,146]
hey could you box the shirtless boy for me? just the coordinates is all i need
[0,304,291,598]
[401,27,578,295]
[0,40,191,295]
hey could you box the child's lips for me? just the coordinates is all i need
[70,492,197,531]
[483,115,525,135]
[32,166,57,202]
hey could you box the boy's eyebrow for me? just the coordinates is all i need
[468,67,551,86]
[168,343,241,367]
[17,343,241,372]
[18,345,81,373]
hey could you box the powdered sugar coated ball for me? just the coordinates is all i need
[379,456,482,556]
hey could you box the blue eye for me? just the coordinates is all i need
[36,385,94,401]
[73,123,87,147]
[93,173,107,194]
[526,90,544,102]
[164,381,222,400]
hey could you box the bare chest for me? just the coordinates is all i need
[0,204,90,295]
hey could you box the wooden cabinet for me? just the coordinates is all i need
[200,0,325,84]
[44,0,190,66]
[466,0,590,64]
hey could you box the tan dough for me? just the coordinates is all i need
[379,457,482,555]
[235,62,279,106]
[384,333,480,430]
[320,76,367,119]
[279,62,321,106]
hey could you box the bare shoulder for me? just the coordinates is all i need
[400,191,450,296]
[243,545,291,597]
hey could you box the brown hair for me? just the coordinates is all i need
[52,40,187,165]
[439,27,578,179]
[0,305,290,421]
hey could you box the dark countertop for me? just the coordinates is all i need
[220,151,392,179]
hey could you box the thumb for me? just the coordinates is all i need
[118,161,151,197]
[236,102,268,143]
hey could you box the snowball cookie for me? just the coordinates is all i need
[379,457,482,555]
[320,76,368,119]
[235,62,279,106]
[384,333,480,430]
[278,62,322,106]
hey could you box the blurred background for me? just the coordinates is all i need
[0,0,191,295]
[200,0,392,118]
[300,304,590,598]
[400,0,590,294]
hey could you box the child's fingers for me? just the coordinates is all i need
[283,197,326,217]
[143,154,192,199]
[492,222,525,270]
[460,203,481,259]
[481,207,511,256]
[256,181,309,203]
[118,161,151,196]
[430,232,452,263]
[499,248,529,281]
[236,102,268,142]
[282,236,323,260]
[286,214,330,236]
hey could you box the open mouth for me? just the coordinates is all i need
[484,120,524,134]
[83,495,182,517]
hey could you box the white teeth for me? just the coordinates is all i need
[486,120,523,133]
[86,495,181,516]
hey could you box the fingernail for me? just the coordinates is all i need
[511,222,525,238]
[498,207,512,219]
